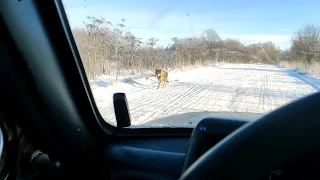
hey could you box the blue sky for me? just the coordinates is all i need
[62,0,320,49]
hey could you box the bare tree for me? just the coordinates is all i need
[224,38,245,52]
[262,41,278,62]
[202,29,221,43]
[291,24,320,62]
[83,16,110,79]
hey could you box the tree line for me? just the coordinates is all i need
[280,24,320,63]
[72,16,320,80]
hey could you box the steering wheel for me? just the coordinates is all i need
[179,92,320,180]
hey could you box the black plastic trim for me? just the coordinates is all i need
[104,138,189,180]
[50,0,116,136]
[115,128,194,137]
[182,118,247,172]
[1,0,95,158]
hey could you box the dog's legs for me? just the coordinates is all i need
[157,81,161,89]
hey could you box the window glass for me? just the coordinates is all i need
[62,0,320,128]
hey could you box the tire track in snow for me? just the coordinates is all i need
[158,82,214,115]
[134,85,201,124]
[93,64,320,127]
[128,84,198,124]
[134,81,216,124]
[226,69,250,111]
[128,83,195,113]
[133,68,247,124]
[207,68,248,111]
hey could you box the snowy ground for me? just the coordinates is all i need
[90,64,320,127]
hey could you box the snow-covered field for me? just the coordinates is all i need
[90,64,320,127]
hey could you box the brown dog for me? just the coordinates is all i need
[155,69,169,89]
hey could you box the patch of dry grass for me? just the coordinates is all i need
[279,60,320,77]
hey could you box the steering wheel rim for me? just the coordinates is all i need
[179,92,320,180]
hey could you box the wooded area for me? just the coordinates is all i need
[71,17,320,79]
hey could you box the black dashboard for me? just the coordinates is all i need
[2,115,317,180]
[184,118,320,180]
[1,115,319,180]
[103,117,320,180]
[182,117,246,172]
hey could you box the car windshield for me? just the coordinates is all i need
[62,0,320,128]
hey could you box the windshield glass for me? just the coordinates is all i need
[62,0,320,128]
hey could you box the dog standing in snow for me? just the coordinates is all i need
[155,69,169,89]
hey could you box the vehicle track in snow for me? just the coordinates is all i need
[92,64,320,127]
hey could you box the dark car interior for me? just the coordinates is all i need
[1,0,320,180]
